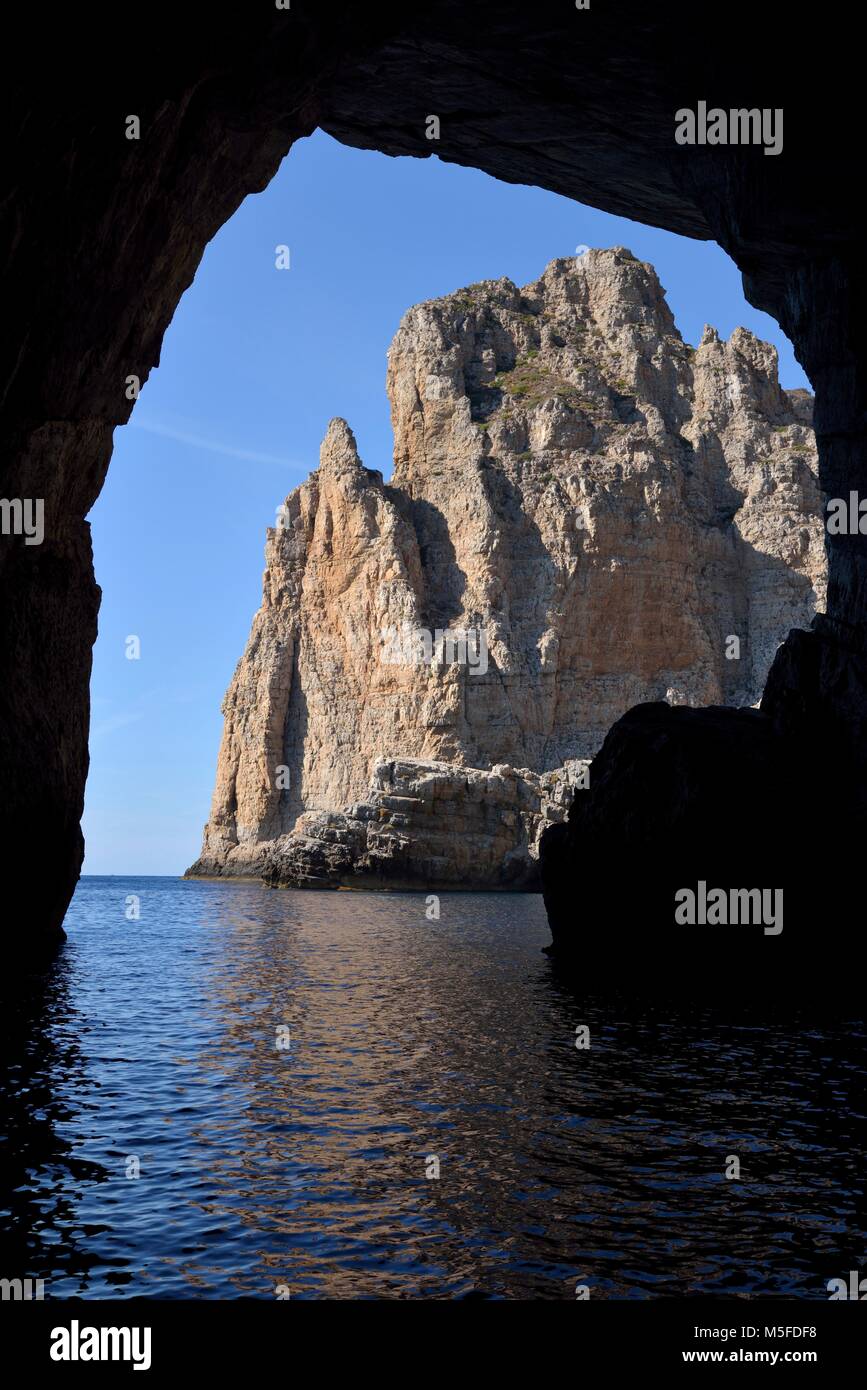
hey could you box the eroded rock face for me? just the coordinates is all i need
[257,758,587,891]
[188,251,824,888]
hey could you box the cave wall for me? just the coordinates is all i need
[1,2,861,950]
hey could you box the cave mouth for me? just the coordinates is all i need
[3,5,860,955]
[78,132,823,902]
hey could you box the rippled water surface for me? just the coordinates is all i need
[1,877,865,1299]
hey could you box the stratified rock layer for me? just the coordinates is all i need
[259,757,587,891]
[188,250,824,889]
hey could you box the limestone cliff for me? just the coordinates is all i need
[186,249,825,889]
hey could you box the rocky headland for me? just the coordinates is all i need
[186,249,825,891]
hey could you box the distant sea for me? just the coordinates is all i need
[1,875,864,1299]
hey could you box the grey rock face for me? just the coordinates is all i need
[187,250,824,888]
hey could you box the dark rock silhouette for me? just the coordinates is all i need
[540,693,860,998]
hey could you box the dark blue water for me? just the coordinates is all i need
[1,876,865,1299]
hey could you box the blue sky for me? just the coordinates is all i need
[82,129,810,876]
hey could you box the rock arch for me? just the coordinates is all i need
[1,2,861,953]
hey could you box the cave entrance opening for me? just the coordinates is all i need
[80,131,820,897]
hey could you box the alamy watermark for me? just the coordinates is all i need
[50,1321,152,1371]
[1,1276,45,1300]
[675,103,783,156]
[826,492,867,534]
[0,498,43,545]
[380,623,488,675]
[675,882,783,935]
[827,1270,867,1299]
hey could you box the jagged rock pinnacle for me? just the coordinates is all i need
[188,251,825,889]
